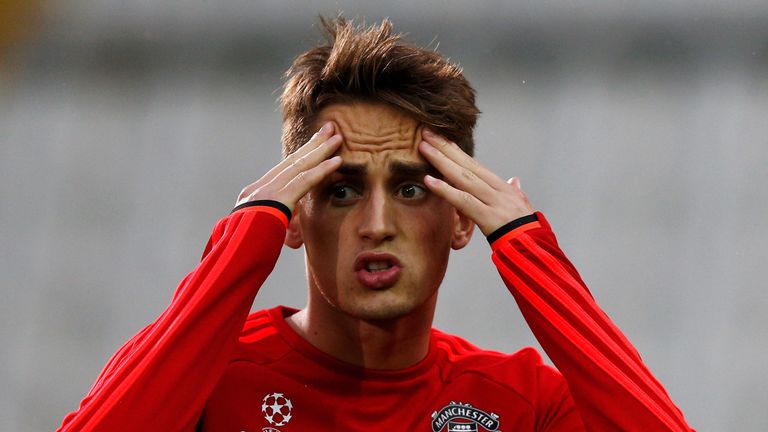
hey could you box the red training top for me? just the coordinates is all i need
[58,204,694,431]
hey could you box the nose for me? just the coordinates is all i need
[357,186,396,243]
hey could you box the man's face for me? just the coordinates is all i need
[290,102,473,322]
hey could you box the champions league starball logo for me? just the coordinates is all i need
[431,402,501,432]
[261,392,293,427]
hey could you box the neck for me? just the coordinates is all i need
[286,295,437,370]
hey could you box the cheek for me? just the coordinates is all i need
[299,196,337,247]
[404,203,455,253]
[299,195,352,263]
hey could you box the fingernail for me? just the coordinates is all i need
[319,122,332,134]
[422,129,434,137]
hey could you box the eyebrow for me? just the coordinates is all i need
[335,161,440,178]
[389,161,440,178]
[336,163,367,176]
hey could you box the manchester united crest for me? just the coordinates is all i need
[431,402,501,432]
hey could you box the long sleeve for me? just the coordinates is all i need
[58,204,289,432]
[490,212,693,431]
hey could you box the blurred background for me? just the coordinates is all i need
[2,0,767,430]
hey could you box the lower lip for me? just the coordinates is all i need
[356,266,402,290]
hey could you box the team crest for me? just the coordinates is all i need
[261,392,293,428]
[431,402,501,432]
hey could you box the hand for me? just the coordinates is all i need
[418,129,535,236]
[235,122,343,212]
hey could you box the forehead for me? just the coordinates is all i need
[313,102,422,164]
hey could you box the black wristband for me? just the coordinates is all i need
[486,213,539,245]
[231,200,292,221]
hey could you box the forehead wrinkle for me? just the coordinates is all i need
[344,130,411,148]
[342,124,414,152]
[340,150,404,172]
[320,102,420,153]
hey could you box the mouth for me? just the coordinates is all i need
[354,252,403,289]
[354,252,401,271]
[364,261,394,272]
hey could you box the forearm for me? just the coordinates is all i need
[58,205,288,432]
[491,212,693,431]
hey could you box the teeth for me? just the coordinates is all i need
[365,261,391,272]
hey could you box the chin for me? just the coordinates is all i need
[337,291,435,323]
[349,304,413,322]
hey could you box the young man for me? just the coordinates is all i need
[59,18,693,431]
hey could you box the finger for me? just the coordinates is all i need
[509,177,535,211]
[237,122,336,202]
[273,133,343,185]
[418,140,498,205]
[421,129,507,190]
[237,122,335,202]
[264,121,337,181]
[280,155,343,208]
[423,174,488,224]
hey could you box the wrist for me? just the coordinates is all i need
[231,200,292,228]
[486,213,541,248]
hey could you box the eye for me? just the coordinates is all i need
[329,184,361,203]
[396,183,427,200]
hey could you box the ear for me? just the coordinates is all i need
[450,209,475,250]
[284,211,304,249]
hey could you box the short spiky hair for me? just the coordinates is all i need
[280,16,480,157]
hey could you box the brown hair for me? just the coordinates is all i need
[280,16,480,157]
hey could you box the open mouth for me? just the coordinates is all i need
[364,261,394,273]
[354,253,403,289]
[354,252,401,272]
